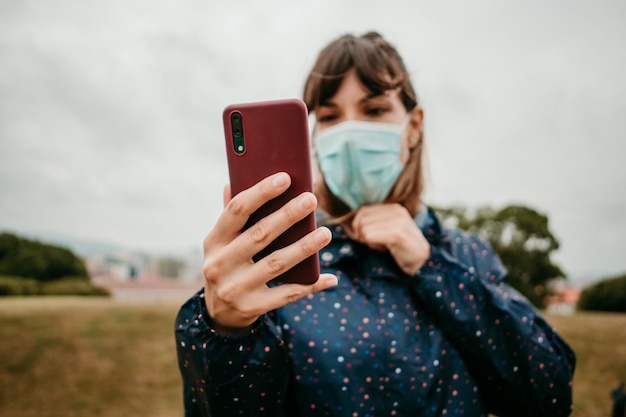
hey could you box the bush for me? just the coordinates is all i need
[0,276,41,296]
[40,277,110,297]
[578,273,626,313]
[0,233,88,282]
[0,276,109,297]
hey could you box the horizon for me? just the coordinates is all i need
[0,221,618,289]
[1,1,625,284]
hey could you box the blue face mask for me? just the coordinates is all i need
[314,120,406,210]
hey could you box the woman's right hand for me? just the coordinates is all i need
[202,172,337,335]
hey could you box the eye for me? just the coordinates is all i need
[365,107,388,117]
[317,113,338,123]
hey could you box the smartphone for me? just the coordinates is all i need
[222,98,320,285]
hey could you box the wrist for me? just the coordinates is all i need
[205,311,258,336]
[203,300,258,336]
[406,243,431,275]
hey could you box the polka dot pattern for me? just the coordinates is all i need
[175,208,575,417]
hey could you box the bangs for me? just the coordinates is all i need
[303,33,412,113]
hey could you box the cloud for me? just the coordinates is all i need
[1,0,625,279]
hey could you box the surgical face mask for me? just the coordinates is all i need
[314,119,407,210]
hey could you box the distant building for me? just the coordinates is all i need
[86,252,150,282]
[86,249,202,299]
[545,280,581,315]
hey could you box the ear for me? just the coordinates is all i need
[407,106,424,147]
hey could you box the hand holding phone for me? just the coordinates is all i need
[199,99,337,335]
[223,99,320,285]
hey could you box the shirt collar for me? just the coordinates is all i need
[317,205,447,273]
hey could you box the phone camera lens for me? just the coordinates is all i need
[231,111,245,153]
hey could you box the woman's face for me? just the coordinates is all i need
[314,68,423,163]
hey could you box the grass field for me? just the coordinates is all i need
[0,296,624,417]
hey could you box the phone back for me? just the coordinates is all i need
[223,99,319,285]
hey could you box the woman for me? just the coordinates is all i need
[176,32,575,417]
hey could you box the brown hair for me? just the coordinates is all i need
[303,31,424,220]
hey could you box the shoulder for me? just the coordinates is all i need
[436,218,508,284]
[444,226,489,257]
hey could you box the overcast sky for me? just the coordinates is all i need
[1,0,625,282]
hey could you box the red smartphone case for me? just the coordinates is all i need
[222,98,320,285]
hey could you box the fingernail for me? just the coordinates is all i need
[315,227,330,244]
[273,172,288,187]
[321,274,338,287]
[299,193,315,210]
[329,275,338,286]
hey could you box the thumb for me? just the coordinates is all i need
[223,184,232,208]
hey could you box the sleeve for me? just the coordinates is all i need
[409,233,576,417]
[174,290,292,417]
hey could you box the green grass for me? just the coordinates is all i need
[0,297,624,417]
[0,297,183,417]
[549,312,626,417]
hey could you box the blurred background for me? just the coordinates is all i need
[1,1,625,416]
[1,0,625,281]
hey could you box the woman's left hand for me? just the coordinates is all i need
[351,203,431,275]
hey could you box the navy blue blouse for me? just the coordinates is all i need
[175,208,575,417]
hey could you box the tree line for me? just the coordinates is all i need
[0,232,88,281]
[433,205,563,307]
[433,204,625,311]
[0,232,107,296]
[1,204,624,310]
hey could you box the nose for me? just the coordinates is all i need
[342,109,360,123]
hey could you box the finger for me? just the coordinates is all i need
[355,204,400,224]
[360,228,392,251]
[258,273,338,312]
[229,191,320,263]
[353,204,409,239]
[351,207,378,241]
[210,172,291,243]
[351,205,383,236]
[223,184,232,208]
[351,208,364,240]
[247,225,332,285]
